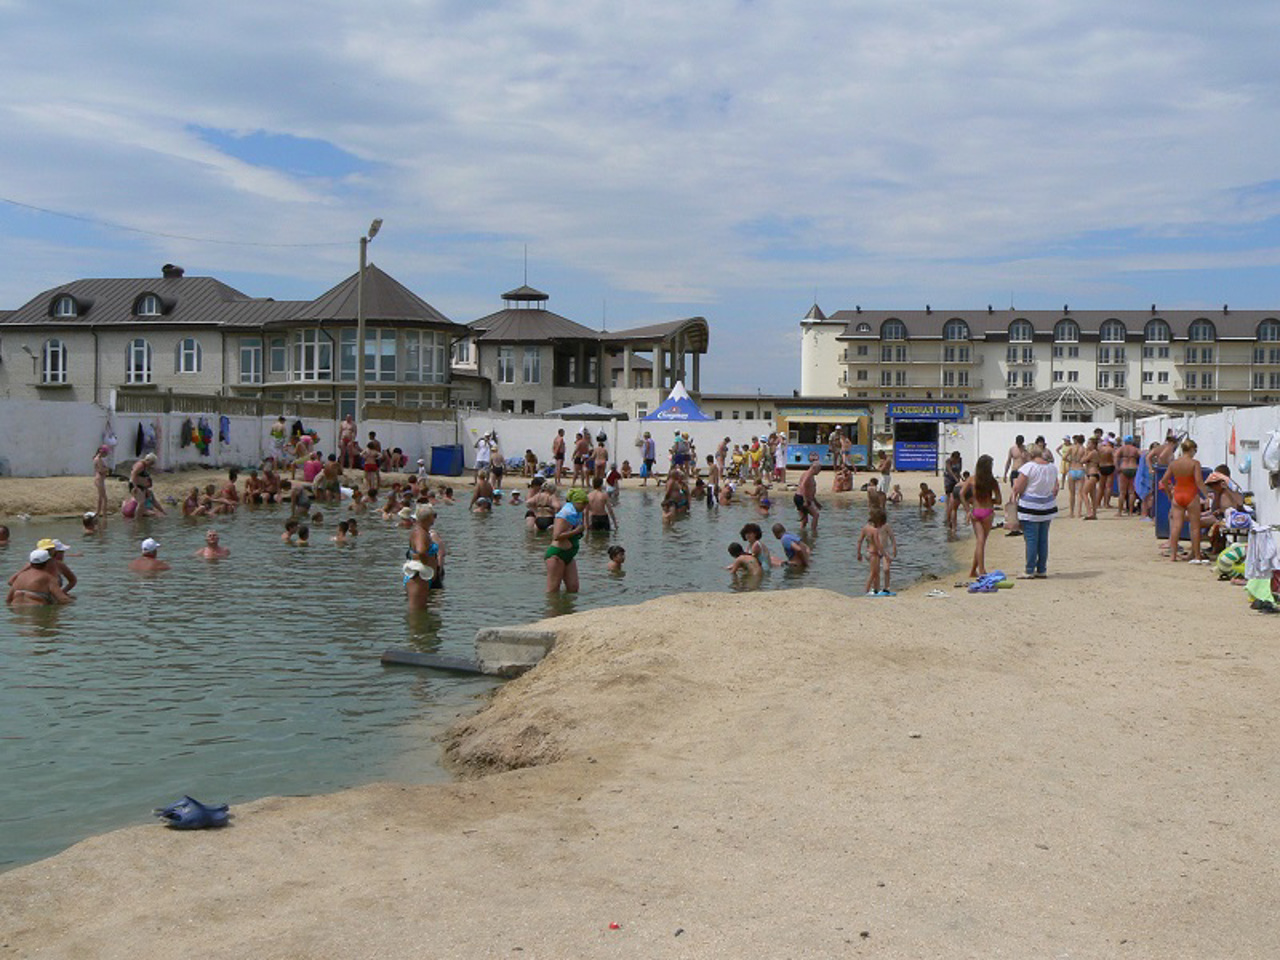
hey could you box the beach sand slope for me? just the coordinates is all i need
[2,512,1278,958]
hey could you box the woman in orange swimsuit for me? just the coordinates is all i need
[1160,439,1210,563]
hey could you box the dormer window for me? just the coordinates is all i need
[943,319,970,341]
[1099,319,1126,342]
[136,294,161,317]
[1054,319,1079,343]
[880,319,907,341]
[1189,319,1216,342]
[1145,319,1171,343]
[53,295,78,318]
[1009,319,1034,343]
[855,322,872,334]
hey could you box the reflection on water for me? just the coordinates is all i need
[1,486,956,870]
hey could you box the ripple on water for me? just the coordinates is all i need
[1,487,956,869]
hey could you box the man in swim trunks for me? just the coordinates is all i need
[339,414,358,468]
[771,522,811,568]
[794,454,822,530]
[877,449,893,491]
[586,477,617,531]
[129,538,170,573]
[7,549,73,605]
[552,429,567,482]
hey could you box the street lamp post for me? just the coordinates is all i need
[355,217,383,423]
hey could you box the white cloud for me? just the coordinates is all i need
[3,0,1280,390]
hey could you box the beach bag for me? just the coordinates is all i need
[640,461,650,478]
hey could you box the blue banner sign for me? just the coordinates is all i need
[893,441,939,471]
[885,402,965,420]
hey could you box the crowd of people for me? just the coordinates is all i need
[3,420,1259,609]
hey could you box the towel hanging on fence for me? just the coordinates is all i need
[219,416,230,445]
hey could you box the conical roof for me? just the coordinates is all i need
[974,386,1172,418]
[502,284,550,303]
[288,265,457,326]
[804,303,827,321]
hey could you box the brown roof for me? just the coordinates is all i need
[0,276,253,327]
[469,307,601,342]
[283,264,460,329]
[829,307,1280,341]
[602,317,709,351]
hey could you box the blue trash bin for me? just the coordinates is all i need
[430,444,465,477]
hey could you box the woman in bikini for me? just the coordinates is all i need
[545,488,587,593]
[1080,437,1100,520]
[963,454,1002,578]
[1160,439,1210,563]
[92,445,111,517]
[1066,435,1086,517]
[1096,439,1117,511]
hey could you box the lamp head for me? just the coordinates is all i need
[367,218,383,240]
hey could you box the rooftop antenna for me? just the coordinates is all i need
[602,298,608,332]
[523,245,528,286]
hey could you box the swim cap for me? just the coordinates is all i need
[414,504,436,520]
[567,488,589,505]
[29,548,51,564]
[36,538,57,551]
[140,538,160,553]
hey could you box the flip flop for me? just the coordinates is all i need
[925,588,949,598]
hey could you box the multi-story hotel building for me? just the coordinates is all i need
[801,303,1280,408]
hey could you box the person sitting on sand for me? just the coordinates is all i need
[7,549,74,605]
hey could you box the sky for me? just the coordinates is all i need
[3,0,1280,394]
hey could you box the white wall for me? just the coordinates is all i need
[0,398,108,476]
[1138,407,1280,525]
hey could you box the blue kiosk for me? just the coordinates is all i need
[886,402,966,473]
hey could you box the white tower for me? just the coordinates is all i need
[799,302,844,397]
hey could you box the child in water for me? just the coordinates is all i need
[770,523,810,568]
[726,542,763,577]
[856,508,898,596]
[297,525,310,546]
[918,483,937,510]
[282,518,299,543]
[607,545,626,573]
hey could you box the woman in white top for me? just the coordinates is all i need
[1012,444,1059,579]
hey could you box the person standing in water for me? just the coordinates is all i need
[7,549,74,605]
[586,477,617,532]
[194,530,230,560]
[793,454,822,530]
[545,488,588,592]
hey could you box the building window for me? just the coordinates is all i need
[1022,347,1034,363]
[135,294,161,317]
[53,296,78,318]
[1067,371,1079,383]
[587,357,598,384]
[881,345,893,362]
[1143,371,1153,383]
[126,338,152,384]
[1053,346,1063,359]
[856,369,867,381]
[1201,347,1214,363]
[881,319,907,340]
[498,347,515,384]
[1098,372,1112,389]
[339,390,356,420]
[731,409,740,419]
[41,339,68,384]
[1143,346,1154,359]
[1272,349,1280,364]
[881,370,893,387]
[943,319,969,341]
[1158,346,1170,359]
[1099,319,1126,342]
[293,329,333,381]
[405,331,447,384]
[1254,373,1264,389]
[1006,346,1018,363]
[745,410,755,420]
[1069,346,1080,358]
[500,399,515,413]
[1259,319,1280,342]
[1114,371,1126,389]
[366,328,397,382]
[521,399,536,414]
[856,345,868,356]
[269,337,287,373]
[239,338,262,384]
[1186,373,1197,388]
[1006,371,1017,388]
[1053,371,1063,382]
[1009,319,1034,343]
[856,322,872,334]
[714,410,723,419]
[957,371,969,387]
[1145,319,1171,343]
[895,370,907,386]
[1158,371,1169,383]
[1054,319,1079,343]
[522,347,541,384]
[1021,371,1034,387]
[1272,373,1280,390]
[1189,319,1216,342]
[176,337,202,373]
[452,338,471,363]
[1201,372,1213,389]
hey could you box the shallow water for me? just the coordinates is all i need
[1,483,960,869]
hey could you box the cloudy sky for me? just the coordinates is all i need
[3,0,1279,393]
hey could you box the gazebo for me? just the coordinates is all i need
[972,386,1172,426]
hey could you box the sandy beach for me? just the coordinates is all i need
[2,477,1278,958]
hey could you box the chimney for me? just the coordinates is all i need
[855,305,861,314]
[1223,303,1229,314]
[1064,304,1069,313]
[987,305,993,314]
[162,264,185,279]
[1151,304,1156,313]
[925,304,932,314]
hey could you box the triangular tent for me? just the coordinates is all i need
[642,382,712,421]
